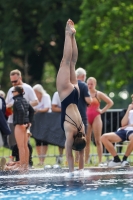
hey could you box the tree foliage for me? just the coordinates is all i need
[77,0,133,94]
[1,0,133,107]
[0,0,81,92]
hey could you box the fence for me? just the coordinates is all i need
[0,109,133,166]
[90,108,133,165]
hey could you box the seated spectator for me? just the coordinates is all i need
[33,84,51,166]
[52,91,64,164]
[101,100,133,167]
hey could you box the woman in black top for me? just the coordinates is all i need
[10,85,34,171]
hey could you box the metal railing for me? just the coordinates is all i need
[89,109,133,165]
[0,109,133,166]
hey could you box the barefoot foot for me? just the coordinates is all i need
[65,19,76,35]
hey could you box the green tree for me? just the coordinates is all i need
[77,0,133,94]
[0,0,82,93]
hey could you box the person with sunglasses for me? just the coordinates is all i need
[5,69,38,150]
[56,19,86,178]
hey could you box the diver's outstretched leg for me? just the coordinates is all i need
[70,33,78,85]
[56,19,76,101]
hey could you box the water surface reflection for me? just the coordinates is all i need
[0,168,133,199]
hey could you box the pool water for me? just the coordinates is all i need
[0,168,133,200]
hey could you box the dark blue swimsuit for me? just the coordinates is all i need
[61,87,82,131]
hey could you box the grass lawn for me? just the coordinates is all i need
[0,137,133,168]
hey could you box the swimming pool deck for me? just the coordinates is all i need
[0,166,132,176]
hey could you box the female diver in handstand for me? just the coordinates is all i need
[56,19,86,177]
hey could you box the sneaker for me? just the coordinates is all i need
[53,164,61,169]
[65,172,74,178]
[108,160,121,167]
[73,170,79,176]
[44,165,52,169]
[121,161,130,167]
[98,162,107,167]
[79,169,84,177]
[74,169,84,177]
[29,166,35,169]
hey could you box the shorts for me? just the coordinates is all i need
[115,129,133,142]
[35,139,48,146]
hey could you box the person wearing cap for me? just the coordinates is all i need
[56,19,86,178]
[5,85,34,171]
[5,69,38,149]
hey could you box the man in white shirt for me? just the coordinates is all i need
[52,91,64,164]
[6,69,38,149]
[101,102,133,167]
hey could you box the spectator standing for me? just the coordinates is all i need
[85,77,114,166]
[5,86,34,171]
[33,84,51,166]
[74,68,92,164]
[5,69,38,149]
[52,91,64,164]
